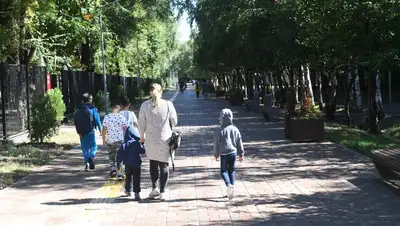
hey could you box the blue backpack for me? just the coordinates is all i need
[75,106,95,136]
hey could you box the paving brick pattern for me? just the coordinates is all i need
[1,86,400,226]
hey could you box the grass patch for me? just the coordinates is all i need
[0,143,65,189]
[0,127,77,189]
[49,128,80,147]
[387,125,400,139]
[325,124,400,155]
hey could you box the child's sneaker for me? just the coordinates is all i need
[134,193,141,201]
[227,185,234,200]
[117,174,125,180]
[124,191,131,197]
[110,170,117,178]
[88,158,95,170]
[148,188,160,199]
[85,163,89,172]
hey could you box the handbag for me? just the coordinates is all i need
[167,101,181,171]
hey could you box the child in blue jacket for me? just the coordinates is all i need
[117,127,145,200]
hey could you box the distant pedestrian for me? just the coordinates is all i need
[116,128,145,200]
[75,93,102,171]
[195,81,201,98]
[202,80,210,100]
[214,108,244,200]
[101,102,128,178]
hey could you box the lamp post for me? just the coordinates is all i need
[98,0,123,113]
[136,39,142,101]
[99,12,108,113]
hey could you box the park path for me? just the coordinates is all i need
[1,86,400,225]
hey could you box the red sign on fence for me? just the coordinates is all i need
[47,73,52,90]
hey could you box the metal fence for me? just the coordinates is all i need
[59,70,139,116]
[0,63,156,139]
[0,63,47,139]
[59,70,155,116]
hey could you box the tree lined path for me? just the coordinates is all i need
[1,87,400,225]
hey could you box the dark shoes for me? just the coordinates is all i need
[88,158,95,170]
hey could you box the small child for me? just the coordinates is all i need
[214,108,244,200]
[102,102,128,178]
[116,127,145,201]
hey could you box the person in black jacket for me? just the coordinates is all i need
[116,127,145,200]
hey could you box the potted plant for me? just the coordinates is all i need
[285,88,324,142]
[215,85,225,97]
[225,89,244,105]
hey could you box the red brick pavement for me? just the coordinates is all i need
[1,87,400,226]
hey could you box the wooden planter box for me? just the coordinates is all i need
[284,116,324,142]
[229,94,244,105]
[215,90,225,97]
[224,92,244,105]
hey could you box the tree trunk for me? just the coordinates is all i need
[317,71,324,110]
[353,66,362,112]
[298,65,306,105]
[344,70,355,125]
[375,70,385,120]
[367,68,379,134]
[81,37,91,71]
[245,71,254,100]
[323,72,338,121]
[304,64,315,105]
[275,69,285,109]
[268,72,276,106]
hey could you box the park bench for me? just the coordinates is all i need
[370,149,400,180]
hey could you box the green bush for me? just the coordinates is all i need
[109,84,125,104]
[29,88,66,143]
[93,91,106,112]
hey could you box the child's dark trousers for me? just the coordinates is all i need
[125,165,141,193]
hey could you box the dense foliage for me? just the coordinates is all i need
[189,0,400,133]
[29,88,66,143]
[0,0,191,80]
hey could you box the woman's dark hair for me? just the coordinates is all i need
[120,96,130,107]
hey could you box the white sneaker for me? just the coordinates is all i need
[160,192,167,201]
[148,188,160,199]
[227,185,234,200]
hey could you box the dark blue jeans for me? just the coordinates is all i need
[220,152,237,186]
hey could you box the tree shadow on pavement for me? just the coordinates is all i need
[41,197,131,205]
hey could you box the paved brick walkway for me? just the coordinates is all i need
[1,86,400,226]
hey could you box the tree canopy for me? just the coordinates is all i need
[0,0,192,79]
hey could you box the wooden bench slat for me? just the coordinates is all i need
[371,154,400,165]
[373,151,400,159]
[372,155,400,172]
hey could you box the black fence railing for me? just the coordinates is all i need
[58,70,145,116]
[0,63,47,139]
[0,62,160,140]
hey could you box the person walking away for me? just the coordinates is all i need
[179,80,186,93]
[116,128,145,200]
[214,108,244,200]
[138,83,178,201]
[75,93,102,171]
[195,81,201,98]
[102,102,128,178]
[119,96,139,137]
[202,80,210,100]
